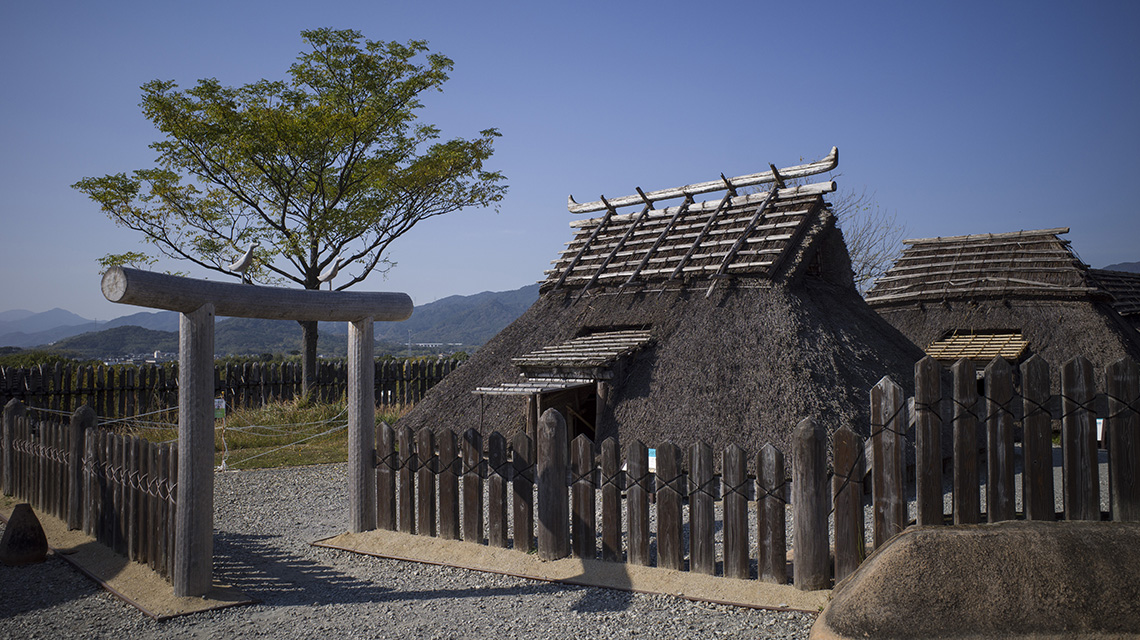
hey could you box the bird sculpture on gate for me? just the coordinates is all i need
[319,257,344,291]
[226,242,260,284]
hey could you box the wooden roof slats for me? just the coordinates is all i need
[551,202,616,291]
[706,185,780,295]
[510,330,654,368]
[1089,269,1140,317]
[925,332,1030,363]
[865,228,1108,305]
[575,202,656,301]
[474,378,595,396]
[566,147,837,214]
[624,195,693,288]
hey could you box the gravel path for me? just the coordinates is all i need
[0,463,816,639]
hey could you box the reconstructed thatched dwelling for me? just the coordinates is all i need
[400,148,924,453]
[865,228,1140,375]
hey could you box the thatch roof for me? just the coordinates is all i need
[399,149,926,454]
[1089,268,1140,329]
[866,228,1140,374]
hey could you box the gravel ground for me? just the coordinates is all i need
[0,463,816,640]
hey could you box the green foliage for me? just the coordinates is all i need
[72,28,506,291]
[0,350,101,368]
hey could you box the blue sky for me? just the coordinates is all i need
[2,1,1138,320]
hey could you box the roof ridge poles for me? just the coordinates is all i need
[705,181,781,298]
[552,196,618,292]
[566,147,837,214]
[666,176,739,284]
[574,189,657,303]
[622,194,695,289]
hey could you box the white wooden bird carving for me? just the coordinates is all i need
[319,257,344,290]
[226,242,260,284]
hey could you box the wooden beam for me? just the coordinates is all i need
[624,195,693,287]
[706,184,780,296]
[566,147,837,213]
[102,267,411,322]
[903,227,1070,246]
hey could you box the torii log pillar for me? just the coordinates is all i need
[102,267,411,597]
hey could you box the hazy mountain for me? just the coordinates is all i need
[0,310,36,322]
[0,308,92,337]
[4,283,539,358]
[1102,261,1140,273]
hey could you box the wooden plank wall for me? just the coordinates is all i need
[371,355,1140,591]
[0,358,463,419]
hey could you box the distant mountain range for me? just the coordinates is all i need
[0,284,540,359]
[1103,261,1140,273]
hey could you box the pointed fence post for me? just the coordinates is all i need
[951,359,980,524]
[487,431,507,547]
[793,418,829,591]
[398,426,416,534]
[626,440,650,566]
[914,357,943,526]
[723,444,749,580]
[656,443,684,571]
[2,399,24,496]
[985,357,1016,522]
[439,429,460,540]
[536,409,569,561]
[1021,356,1055,521]
[833,425,865,582]
[417,427,438,538]
[1106,357,1139,522]
[511,432,534,551]
[348,317,376,533]
[689,441,715,575]
[174,303,214,598]
[757,443,786,584]
[600,438,622,562]
[462,428,483,544]
[871,376,906,547]
[376,422,396,531]
[571,434,596,559]
[1062,356,1100,521]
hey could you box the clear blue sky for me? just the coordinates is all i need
[2,1,1138,320]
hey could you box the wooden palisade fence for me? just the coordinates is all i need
[372,355,1139,591]
[0,358,462,418]
[1,400,179,581]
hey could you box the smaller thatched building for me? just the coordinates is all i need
[865,228,1140,376]
[400,148,926,454]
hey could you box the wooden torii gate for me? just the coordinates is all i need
[101,266,412,597]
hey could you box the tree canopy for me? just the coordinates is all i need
[74,28,506,290]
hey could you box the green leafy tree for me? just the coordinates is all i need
[74,28,506,395]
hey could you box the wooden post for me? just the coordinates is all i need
[511,432,534,552]
[626,439,650,566]
[488,431,507,547]
[793,418,829,591]
[2,399,23,496]
[600,438,622,562]
[417,427,438,538]
[440,429,460,540]
[376,422,396,531]
[656,443,684,571]
[1021,356,1055,521]
[723,444,749,580]
[174,303,215,598]
[348,317,377,533]
[462,428,483,544]
[1107,357,1139,522]
[757,443,786,584]
[914,357,943,526]
[871,376,906,547]
[985,357,1016,522]
[1062,357,1100,521]
[689,441,714,575]
[84,427,97,536]
[951,359,980,525]
[536,408,569,561]
[833,425,865,582]
[571,434,596,559]
[398,426,416,534]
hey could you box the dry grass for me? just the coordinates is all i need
[121,400,411,470]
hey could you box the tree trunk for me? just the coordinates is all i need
[299,320,318,401]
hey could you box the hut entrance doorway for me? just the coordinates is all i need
[536,385,597,442]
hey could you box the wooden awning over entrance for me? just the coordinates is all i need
[925,331,1030,364]
[474,378,595,396]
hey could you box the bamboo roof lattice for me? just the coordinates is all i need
[864,228,1101,306]
[543,149,839,296]
[474,378,595,396]
[1089,269,1140,319]
[924,331,1030,364]
[510,329,654,368]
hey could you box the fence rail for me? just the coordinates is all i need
[1,402,179,582]
[375,354,1140,591]
[0,358,462,419]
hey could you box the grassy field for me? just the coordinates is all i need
[121,400,410,470]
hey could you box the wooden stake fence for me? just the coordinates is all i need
[369,355,1140,591]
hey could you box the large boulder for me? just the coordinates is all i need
[812,520,1140,639]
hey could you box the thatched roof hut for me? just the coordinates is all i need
[865,228,1140,375]
[400,148,924,453]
